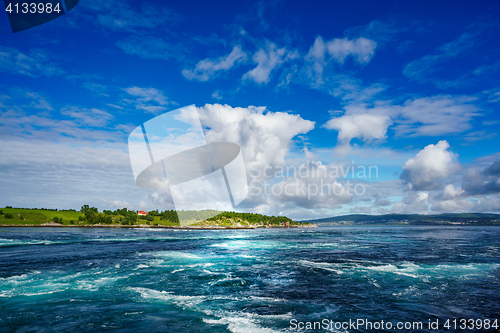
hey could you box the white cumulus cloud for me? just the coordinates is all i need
[431,199,473,212]
[307,36,377,65]
[401,140,460,191]
[324,114,392,144]
[332,95,479,140]
[442,184,464,199]
[243,43,298,84]
[182,46,247,81]
[0,46,64,77]
[198,104,315,171]
[326,37,377,64]
[304,36,377,85]
[123,86,172,114]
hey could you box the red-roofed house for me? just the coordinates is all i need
[138,210,148,216]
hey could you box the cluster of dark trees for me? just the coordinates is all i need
[80,206,144,225]
[147,210,159,216]
[101,207,179,224]
[78,205,111,224]
[207,211,293,225]
[80,205,98,214]
[0,210,14,219]
[159,210,179,223]
[78,213,112,224]
[75,205,299,226]
[77,206,181,224]
[139,214,154,222]
[3,206,60,211]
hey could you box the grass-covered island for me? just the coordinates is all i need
[0,206,316,229]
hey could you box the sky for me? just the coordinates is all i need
[0,0,500,220]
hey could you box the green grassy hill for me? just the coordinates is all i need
[0,208,83,225]
[0,207,313,228]
[0,207,172,226]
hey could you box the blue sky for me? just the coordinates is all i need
[1,0,500,219]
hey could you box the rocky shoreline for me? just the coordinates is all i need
[0,223,317,230]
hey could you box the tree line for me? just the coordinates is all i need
[206,211,293,225]
[1,205,296,226]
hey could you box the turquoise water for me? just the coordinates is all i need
[0,226,499,332]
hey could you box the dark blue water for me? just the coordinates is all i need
[0,226,499,332]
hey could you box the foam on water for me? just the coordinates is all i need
[130,287,291,333]
[148,251,204,260]
[361,262,423,279]
[297,260,344,274]
[0,226,499,332]
[202,315,284,333]
[210,240,281,249]
[290,259,500,285]
[0,238,60,247]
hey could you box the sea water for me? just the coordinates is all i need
[0,226,499,332]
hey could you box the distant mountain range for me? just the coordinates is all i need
[301,213,500,226]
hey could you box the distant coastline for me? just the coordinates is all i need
[302,213,500,226]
